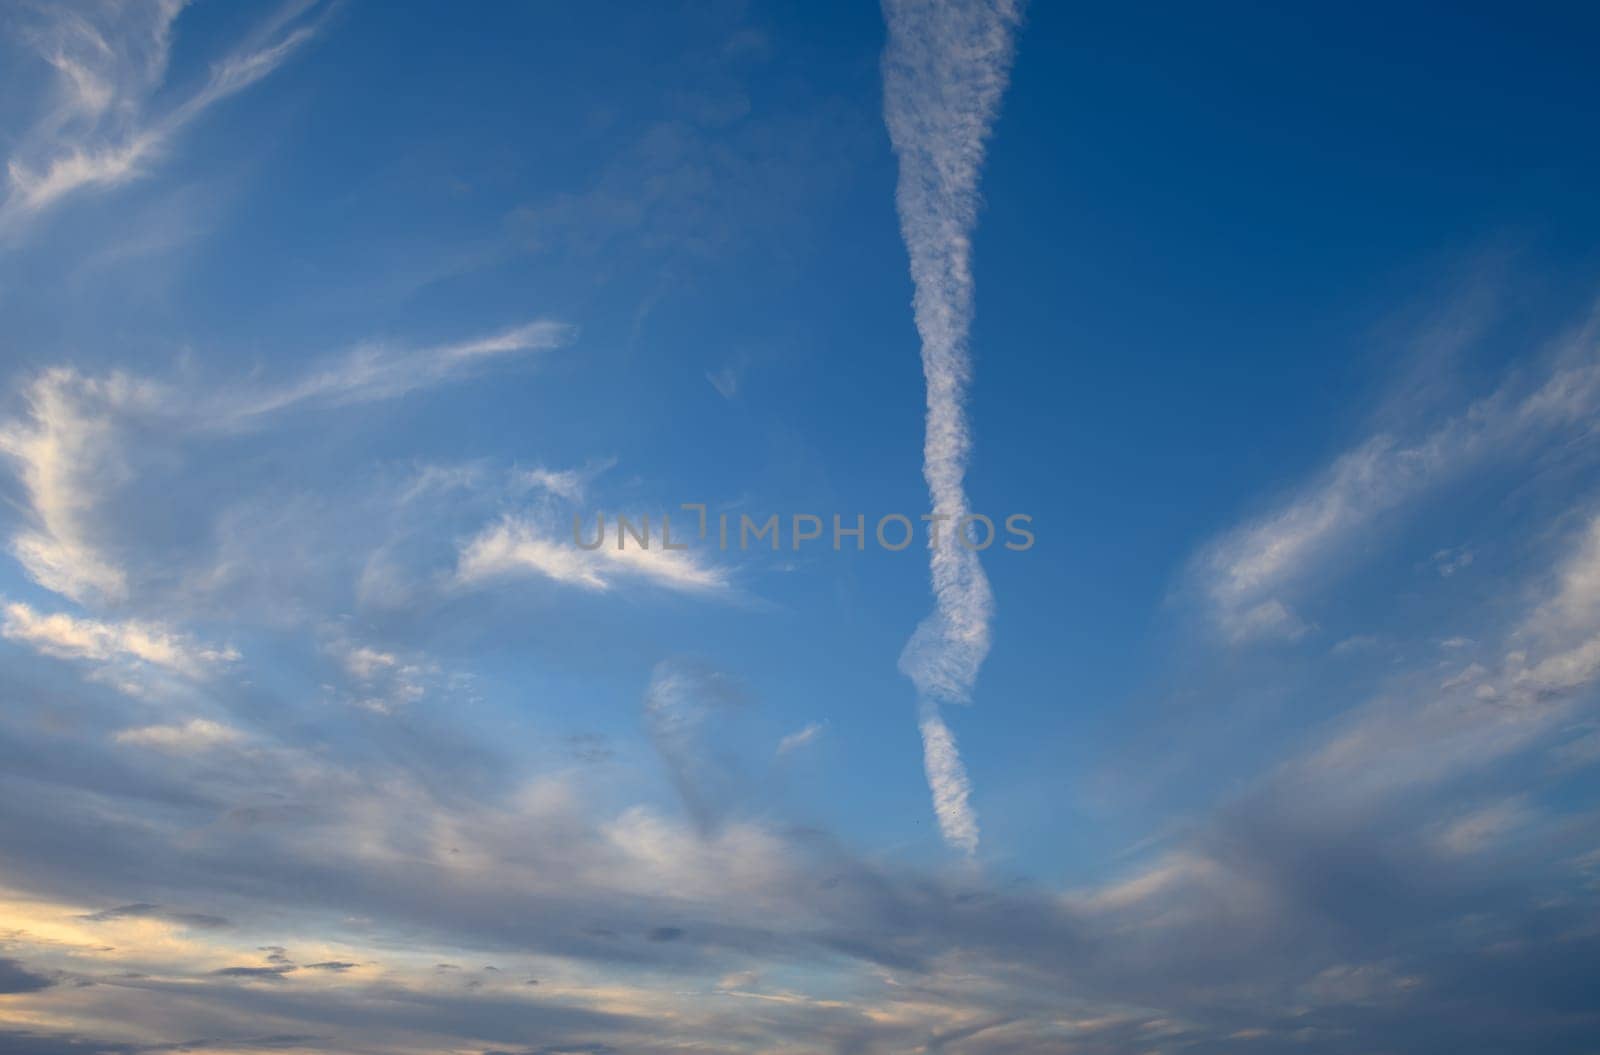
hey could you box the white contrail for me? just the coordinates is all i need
[881,0,1023,854]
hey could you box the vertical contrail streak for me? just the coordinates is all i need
[881,0,1023,854]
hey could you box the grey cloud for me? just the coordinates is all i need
[141,1036,318,1053]
[3,634,1593,1052]
[211,966,293,981]
[0,957,55,994]
[0,718,1596,1054]
[566,733,615,764]
[0,478,1597,1055]
[80,903,230,930]
[0,1032,135,1055]
[3,612,1596,1055]
[642,658,750,834]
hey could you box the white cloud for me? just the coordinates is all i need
[341,645,399,681]
[2,600,236,679]
[220,322,574,422]
[1433,545,1475,577]
[323,636,434,715]
[1523,512,1600,642]
[918,711,978,856]
[705,356,747,400]
[1192,341,1600,643]
[1433,798,1529,855]
[0,323,570,605]
[881,0,1023,854]
[1290,511,1600,807]
[516,464,597,503]
[115,718,243,752]
[1,0,329,238]
[1519,633,1600,695]
[1228,599,1311,644]
[0,369,160,602]
[455,515,729,595]
[1298,963,1422,1007]
[776,721,825,756]
[1074,852,1229,915]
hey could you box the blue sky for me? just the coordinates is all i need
[2,1,1600,1052]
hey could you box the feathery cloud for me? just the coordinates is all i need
[2,600,236,679]
[220,322,574,422]
[881,0,1023,853]
[114,718,244,752]
[1192,327,1600,643]
[1,0,329,239]
[0,369,160,602]
[1284,508,1600,809]
[0,322,570,605]
[775,721,825,756]
[455,515,729,596]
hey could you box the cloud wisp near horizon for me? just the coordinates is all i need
[2,2,1600,1053]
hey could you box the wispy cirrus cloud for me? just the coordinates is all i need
[2,600,236,679]
[455,514,730,597]
[221,321,574,423]
[1192,311,1600,643]
[113,717,244,752]
[881,0,1024,854]
[0,370,162,602]
[775,721,825,757]
[1,0,331,240]
[0,321,570,605]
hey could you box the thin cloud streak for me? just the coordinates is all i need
[454,514,730,596]
[881,0,1024,854]
[114,718,244,752]
[2,600,237,678]
[776,721,825,756]
[219,321,575,423]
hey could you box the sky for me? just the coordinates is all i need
[2,1,1600,1053]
